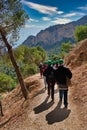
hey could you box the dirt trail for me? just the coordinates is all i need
[25,81,81,130]
[0,74,84,130]
[25,76,83,130]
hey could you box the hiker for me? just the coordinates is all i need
[43,61,56,101]
[39,62,44,78]
[43,63,48,89]
[53,63,58,70]
[55,59,72,108]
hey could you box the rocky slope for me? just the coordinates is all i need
[23,15,87,51]
[65,38,87,68]
[65,38,87,130]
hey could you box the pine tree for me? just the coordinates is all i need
[0,0,29,99]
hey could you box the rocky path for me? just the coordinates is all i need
[24,77,82,130]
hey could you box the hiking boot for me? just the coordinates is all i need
[51,99,54,102]
[59,98,62,102]
[48,92,50,96]
[64,105,68,109]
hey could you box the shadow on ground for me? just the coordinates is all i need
[33,96,54,114]
[46,101,71,124]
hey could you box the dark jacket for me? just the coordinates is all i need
[43,65,55,83]
[55,65,72,85]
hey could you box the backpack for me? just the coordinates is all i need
[47,71,54,79]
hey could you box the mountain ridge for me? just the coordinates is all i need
[23,15,87,51]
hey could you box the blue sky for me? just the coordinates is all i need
[15,0,87,46]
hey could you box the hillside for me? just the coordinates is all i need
[0,39,87,130]
[23,15,87,51]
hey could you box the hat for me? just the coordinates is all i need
[43,60,52,65]
[46,60,52,65]
[58,59,64,64]
[43,61,48,64]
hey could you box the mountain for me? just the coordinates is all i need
[22,15,87,52]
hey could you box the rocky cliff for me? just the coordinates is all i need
[23,15,87,51]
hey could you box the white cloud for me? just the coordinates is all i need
[24,24,35,28]
[42,17,51,21]
[62,12,85,18]
[63,12,77,17]
[78,5,87,10]
[24,24,46,29]
[51,18,71,24]
[21,0,63,15]
[29,18,39,22]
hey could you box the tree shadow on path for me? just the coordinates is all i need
[33,96,54,114]
[46,100,71,124]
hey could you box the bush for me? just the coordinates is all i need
[20,64,38,78]
[0,73,15,92]
[75,25,87,42]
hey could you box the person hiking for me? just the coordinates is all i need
[39,62,44,78]
[43,63,48,89]
[43,61,56,101]
[55,59,72,108]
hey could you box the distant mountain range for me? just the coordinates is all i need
[22,15,87,52]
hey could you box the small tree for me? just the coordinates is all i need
[56,41,73,58]
[74,25,87,42]
[61,41,72,53]
[0,0,29,99]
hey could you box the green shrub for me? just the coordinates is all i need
[20,64,38,78]
[75,25,87,42]
[27,64,38,75]
[0,73,15,92]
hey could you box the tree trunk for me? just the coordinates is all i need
[0,27,28,99]
[0,100,4,116]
